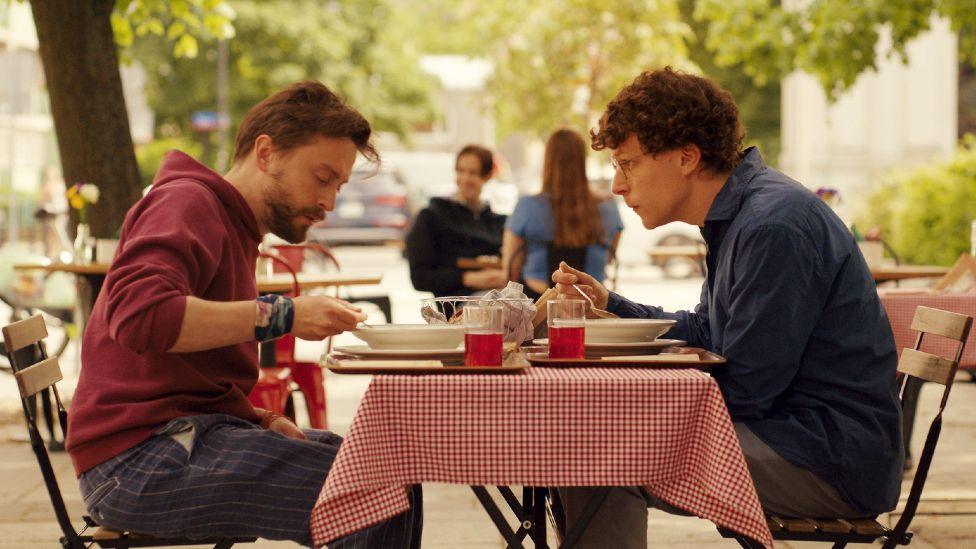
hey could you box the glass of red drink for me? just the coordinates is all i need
[463,305,505,366]
[547,299,586,359]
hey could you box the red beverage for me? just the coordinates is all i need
[549,325,585,359]
[465,332,504,366]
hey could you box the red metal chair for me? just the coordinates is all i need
[253,248,329,429]
[247,252,300,423]
[272,242,392,324]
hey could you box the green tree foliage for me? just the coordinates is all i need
[475,0,694,139]
[857,135,976,266]
[131,0,437,166]
[406,0,781,159]
[694,0,976,99]
[112,0,234,59]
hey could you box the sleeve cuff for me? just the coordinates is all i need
[154,295,188,352]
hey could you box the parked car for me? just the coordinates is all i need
[307,168,411,246]
[647,221,705,278]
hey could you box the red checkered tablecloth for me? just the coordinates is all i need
[881,292,976,367]
[309,367,772,547]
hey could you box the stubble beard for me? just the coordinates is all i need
[264,173,309,244]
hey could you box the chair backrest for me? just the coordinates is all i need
[890,305,973,542]
[272,243,341,273]
[1,315,79,544]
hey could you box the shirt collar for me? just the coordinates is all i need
[704,147,765,223]
[451,193,489,214]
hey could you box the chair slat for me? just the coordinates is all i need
[15,356,63,398]
[778,517,818,533]
[1,315,47,353]
[92,526,122,540]
[816,518,853,533]
[848,518,886,535]
[765,516,783,532]
[898,348,956,385]
[911,306,972,342]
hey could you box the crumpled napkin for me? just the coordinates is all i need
[479,281,536,344]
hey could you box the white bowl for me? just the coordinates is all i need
[351,324,465,350]
[583,318,676,344]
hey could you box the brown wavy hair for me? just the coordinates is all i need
[456,144,494,177]
[233,80,378,164]
[590,67,744,173]
[542,129,604,248]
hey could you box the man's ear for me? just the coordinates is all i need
[678,144,702,176]
[253,135,275,173]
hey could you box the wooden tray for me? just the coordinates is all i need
[529,338,685,357]
[325,350,530,375]
[525,347,725,369]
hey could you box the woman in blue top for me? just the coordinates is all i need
[502,128,623,298]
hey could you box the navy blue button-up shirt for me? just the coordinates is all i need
[607,148,903,514]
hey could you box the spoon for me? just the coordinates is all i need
[571,283,595,309]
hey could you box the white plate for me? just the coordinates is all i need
[332,345,465,360]
[582,318,676,343]
[533,338,685,352]
[351,323,465,350]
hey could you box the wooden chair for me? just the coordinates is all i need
[2,315,256,548]
[719,305,973,548]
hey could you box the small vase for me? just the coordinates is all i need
[73,223,94,264]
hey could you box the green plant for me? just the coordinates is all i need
[857,135,976,266]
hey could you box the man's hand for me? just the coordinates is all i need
[551,261,610,310]
[291,295,368,340]
[463,268,508,290]
[267,415,307,440]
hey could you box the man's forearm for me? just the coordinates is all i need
[168,296,256,352]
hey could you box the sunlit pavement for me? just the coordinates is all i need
[1,243,974,547]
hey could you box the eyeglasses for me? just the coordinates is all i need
[610,154,644,181]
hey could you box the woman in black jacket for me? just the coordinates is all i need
[405,145,507,297]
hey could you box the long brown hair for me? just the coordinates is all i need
[542,129,604,247]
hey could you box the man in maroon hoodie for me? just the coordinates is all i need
[65,81,422,547]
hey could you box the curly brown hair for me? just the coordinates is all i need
[590,67,744,173]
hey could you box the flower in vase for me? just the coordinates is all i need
[67,182,100,223]
[815,187,840,207]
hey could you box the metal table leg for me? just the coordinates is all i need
[471,486,610,548]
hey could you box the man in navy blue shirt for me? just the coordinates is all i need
[553,67,903,548]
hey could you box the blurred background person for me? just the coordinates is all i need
[502,128,623,298]
[34,166,71,260]
[405,144,507,297]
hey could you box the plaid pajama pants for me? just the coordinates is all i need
[78,414,422,547]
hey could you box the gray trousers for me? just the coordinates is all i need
[79,414,422,548]
[557,423,858,549]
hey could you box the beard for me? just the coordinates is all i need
[263,173,323,244]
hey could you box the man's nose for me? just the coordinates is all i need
[318,188,337,211]
[610,172,627,195]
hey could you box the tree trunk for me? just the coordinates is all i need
[30,0,141,239]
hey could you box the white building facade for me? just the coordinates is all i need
[779,15,958,220]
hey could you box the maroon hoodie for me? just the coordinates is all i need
[66,150,263,475]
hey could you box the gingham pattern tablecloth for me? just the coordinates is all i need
[881,292,976,367]
[310,367,772,548]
